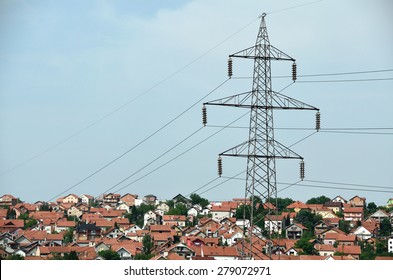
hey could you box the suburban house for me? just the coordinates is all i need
[286,201,309,213]
[119,194,138,207]
[264,214,285,234]
[369,209,389,222]
[343,207,364,222]
[331,195,347,204]
[0,195,18,207]
[80,194,94,205]
[102,193,121,207]
[172,194,192,207]
[349,196,366,207]
[143,195,157,205]
[162,215,186,227]
[323,201,343,213]
[285,223,308,239]
[143,211,160,228]
[75,224,102,241]
[211,205,232,221]
[62,194,80,205]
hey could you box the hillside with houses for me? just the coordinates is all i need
[1,193,393,260]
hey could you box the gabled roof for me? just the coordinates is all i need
[163,215,186,221]
[370,209,389,218]
[0,219,24,229]
[336,245,361,255]
[343,207,363,213]
[56,220,76,227]
[211,205,231,212]
[285,223,308,230]
[287,201,309,209]
[314,244,335,252]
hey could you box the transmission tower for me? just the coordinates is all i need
[203,13,320,259]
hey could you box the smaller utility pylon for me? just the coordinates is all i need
[203,13,320,259]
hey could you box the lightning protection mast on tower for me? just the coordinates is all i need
[203,13,320,259]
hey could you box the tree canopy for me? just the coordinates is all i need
[190,193,209,208]
[306,196,331,205]
[98,250,121,260]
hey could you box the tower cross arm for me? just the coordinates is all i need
[229,45,295,61]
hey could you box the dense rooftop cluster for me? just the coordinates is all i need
[0,193,392,260]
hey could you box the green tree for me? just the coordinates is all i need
[338,220,351,234]
[267,197,293,212]
[366,202,377,214]
[306,196,331,205]
[190,193,209,208]
[294,210,322,230]
[6,254,25,260]
[63,227,74,244]
[39,203,52,211]
[98,250,121,260]
[360,243,376,260]
[235,204,251,220]
[379,218,392,237]
[24,219,38,229]
[6,208,16,219]
[142,235,154,255]
[63,251,79,260]
[167,204,188,216]
[166,200,175,209]
[295,238,315,255]
[125,204,155,228]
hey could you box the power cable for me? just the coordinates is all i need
[320,131,393,135]
[304,179,393,190]
[267,0,324,15]
[197,170,246,196]
[297,77,393,83]
[232,68,393,80]
[46,79,229,202]
[109,111,250,195]
[277,182,393,194]
[1,13,260,176]
[96,126,204,198]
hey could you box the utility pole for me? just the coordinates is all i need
[203,13,320,259]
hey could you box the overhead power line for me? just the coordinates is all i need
[297,77,393,83]
[109,111,250,195]
[232,68,393,80]
[277,182,393,194]
[46,79,229,202]
[96,126,204,199]
[1,14,261,176]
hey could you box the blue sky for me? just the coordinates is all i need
[1,0,392,205]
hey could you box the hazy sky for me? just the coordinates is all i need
[1,0,392,205]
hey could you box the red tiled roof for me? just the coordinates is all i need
[30,211,64,221]
[150,225,173,232]
[211,205,231,212]
[343,207,363,213]
[287,201,309,209]
[56,220,76,228]
[14,203,38,212]
[163,215,186,221]
[336,245,361,255]
[315,244,336,251]
[191,245,240,257]
[0,219,24,228]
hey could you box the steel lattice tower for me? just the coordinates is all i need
[204,13,319,259]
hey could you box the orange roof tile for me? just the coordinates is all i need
[163,215,186,221]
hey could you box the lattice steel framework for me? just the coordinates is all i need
[204,13,319,259]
